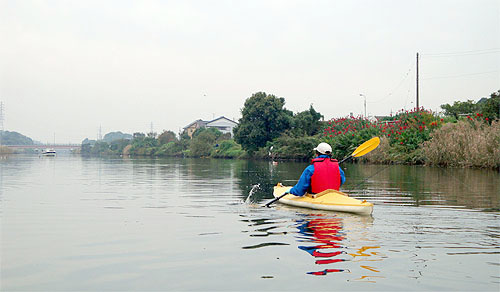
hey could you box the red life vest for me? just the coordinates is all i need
[310,158,341,193]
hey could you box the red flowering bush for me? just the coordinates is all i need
[321,116,380,158]
[384,108,444,151]
[321,108,444,160]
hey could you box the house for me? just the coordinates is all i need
[183,119,208,138]
[183,116,238,138]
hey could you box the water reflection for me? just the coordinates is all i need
[295,215,347,275]
[240,215,291,249]
[3,156,499,290]
[234,160,306,203]
[343,164,500,210]
[234,159,499,212]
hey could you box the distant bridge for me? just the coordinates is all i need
[3,144,81,150]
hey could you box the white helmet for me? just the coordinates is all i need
[313,142,332,154]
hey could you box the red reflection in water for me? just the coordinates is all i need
[308,269,344,276]
[297,215,347,276]
[315,258,345,265]
[312,250,343,257]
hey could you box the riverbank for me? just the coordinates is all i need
[78,117,500,170]
[76,92,499,169]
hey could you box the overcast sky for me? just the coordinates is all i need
[1,0,499,144]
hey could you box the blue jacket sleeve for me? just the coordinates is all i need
[339,166,346,186]
[288,165,315,196]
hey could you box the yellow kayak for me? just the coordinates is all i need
[273,183,373,215]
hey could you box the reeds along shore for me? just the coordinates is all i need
[362,120,500,169]
[421,119,500,168]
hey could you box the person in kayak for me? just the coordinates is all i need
[287,142,345,197]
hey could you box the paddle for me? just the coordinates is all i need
[263,137,380,208]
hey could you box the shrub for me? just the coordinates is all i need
[189,130,218,157]
[322,116,381,159]
[321,109,443,163]
[91,141,113,155]
[383,108,443,151]
[129,135,158,156]
[479,92,499,122]
[267,134,319,160]
[211,140,244,158]
[110,139,131,154]
[421,120,500,168]
[359,136,392,164]
[359,136,426,164]
[156,140,188,157]
[158,130,177,145]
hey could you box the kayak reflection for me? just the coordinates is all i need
[295,214,348,275]
[294,211,383,279]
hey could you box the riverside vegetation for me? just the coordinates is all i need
[79,90,499,169]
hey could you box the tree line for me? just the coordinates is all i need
[81,90,499,168]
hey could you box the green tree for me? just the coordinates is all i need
[269,134,319,160]
[130,132,158,156]
[189,129,219,157]
[291,105,323,136]
[81,143,92,155]
[133,132,145,139]
[91,141,111,155]
[192,127,222,139]
[158,130,177,145]
[441,100,479,118]
[110,139,131,153]
[479,90,500,122]
[156,140,189,157]
[233,92,293,153]
[211,140,244,158]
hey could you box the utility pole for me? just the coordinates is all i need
[359,94,367,118]
[416,52,419,111]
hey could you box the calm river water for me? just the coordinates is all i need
[1,155,499,291]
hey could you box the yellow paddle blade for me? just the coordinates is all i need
[351,137,380,157]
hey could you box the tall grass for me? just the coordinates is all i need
[421,120,500,168]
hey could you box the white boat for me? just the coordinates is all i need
[41,148,56,156]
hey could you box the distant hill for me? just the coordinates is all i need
[103,131,132,143]
[0,130,34,145]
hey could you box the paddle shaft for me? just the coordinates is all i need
[338,156,352,164]
[264,193,288,208]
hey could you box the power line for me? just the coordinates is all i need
[422,48,500,57]
[368,62,414,104]
[422,70,499,80]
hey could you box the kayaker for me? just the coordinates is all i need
[287,142,345,197]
